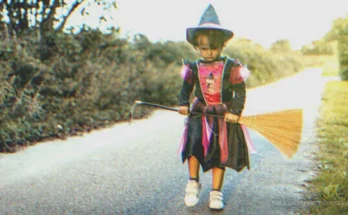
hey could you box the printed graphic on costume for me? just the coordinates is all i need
[206,72,215,93]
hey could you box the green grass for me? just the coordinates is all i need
[304,81,348,214]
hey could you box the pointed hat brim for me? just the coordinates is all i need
[186,26,234,45]
[186,4,234,45]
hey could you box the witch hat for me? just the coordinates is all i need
[186,4,234,45]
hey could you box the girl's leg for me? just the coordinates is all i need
[188,156,200,181]
[211,167,225,190]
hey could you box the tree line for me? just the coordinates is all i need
[328,14,348,80]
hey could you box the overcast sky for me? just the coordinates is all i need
[68,0,348,49]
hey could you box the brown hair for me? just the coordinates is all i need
[192,29,227,49]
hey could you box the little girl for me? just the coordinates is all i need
[178,4,250,210]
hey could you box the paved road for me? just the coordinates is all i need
[0,68,338,215]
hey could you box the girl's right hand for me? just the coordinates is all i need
[178,106,189,115]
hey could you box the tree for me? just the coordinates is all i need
[329,15,348,80]
[301,39,335,55]
[325,15,348,41]
[0,0,117,61]
[270,39,292,52]
[0,0,117,37]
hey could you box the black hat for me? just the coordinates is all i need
[186,4,234,45]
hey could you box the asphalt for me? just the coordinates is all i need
[0,68,339,215]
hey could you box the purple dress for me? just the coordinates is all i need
[178,56,251,172]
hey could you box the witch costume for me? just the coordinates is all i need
[178,5,253,173]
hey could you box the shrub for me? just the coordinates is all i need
[0,30,305,152]
[339,67,348,80]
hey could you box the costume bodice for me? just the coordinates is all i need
[197,60,224,105]
[179,56,246,116]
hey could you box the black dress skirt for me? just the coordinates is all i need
[181,101,250,172]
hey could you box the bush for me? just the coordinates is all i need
[339,67,348,80]
[224,39,304,87]
[0,30,305,152]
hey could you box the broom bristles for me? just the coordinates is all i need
[239,109,303,158]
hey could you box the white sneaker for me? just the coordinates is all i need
[209,190,224,210]
[184,180,201,207]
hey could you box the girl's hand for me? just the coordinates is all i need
[178,106,189,115]
[224,113,239,123]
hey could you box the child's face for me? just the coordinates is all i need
[197,35,223,62]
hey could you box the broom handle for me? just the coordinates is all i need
[136,101,178,111]
[135,100,224,118]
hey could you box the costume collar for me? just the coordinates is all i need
[199,56,226,64]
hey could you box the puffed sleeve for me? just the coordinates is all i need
[229,60,245,84]
[229,60,247,116]
[178,61,195,106]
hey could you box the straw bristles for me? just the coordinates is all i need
[239,109,303,158]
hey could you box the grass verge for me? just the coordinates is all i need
[304,81,348,214]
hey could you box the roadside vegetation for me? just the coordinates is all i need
[0,28,306,152]
[0,1,307,152]
[303,80,348,214]
[301,14,348,214]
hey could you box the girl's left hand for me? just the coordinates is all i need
[224,113,239,123]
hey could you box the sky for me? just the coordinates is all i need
[68,0,348,50]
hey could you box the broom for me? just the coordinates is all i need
[131,101,303,159]
[239,109,303,159]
